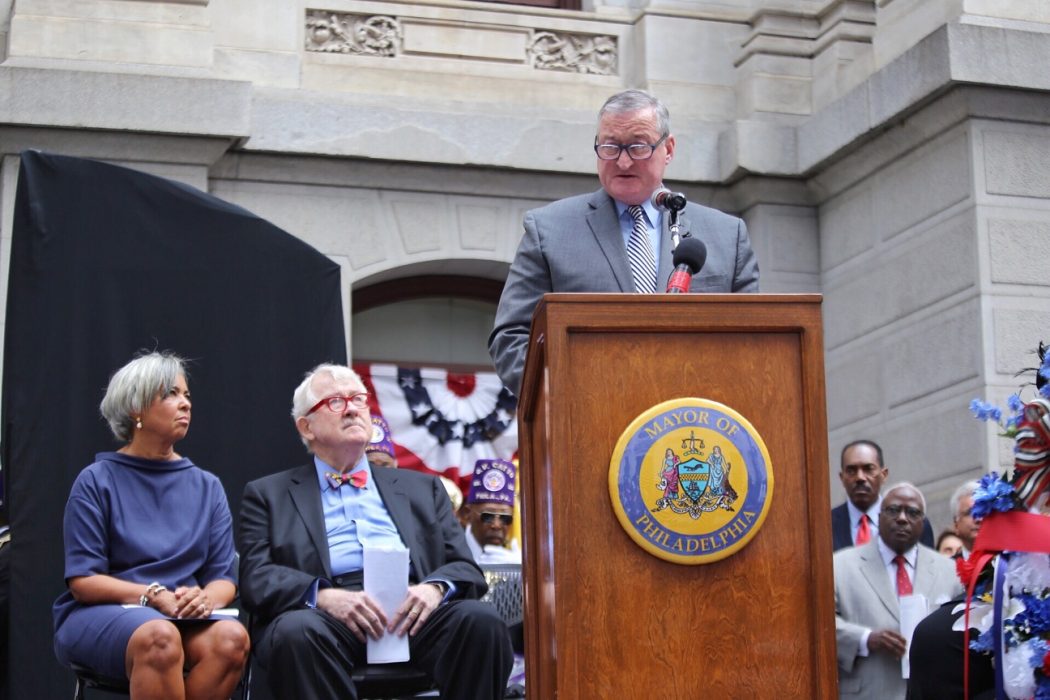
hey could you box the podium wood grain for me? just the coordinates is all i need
[517,294,837,699]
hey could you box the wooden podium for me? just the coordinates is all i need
[517,294,837,698]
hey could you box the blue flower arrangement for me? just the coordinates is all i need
[962,344,1050,699]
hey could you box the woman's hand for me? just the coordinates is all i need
[172,585,214,619]
[146,589,181,617]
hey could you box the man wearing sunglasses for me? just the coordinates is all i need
[490,88,760,396]
[462,459,521,566]
[237,364,513,700]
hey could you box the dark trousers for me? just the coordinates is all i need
[256,599,513,700]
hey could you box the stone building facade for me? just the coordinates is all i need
[2,0,1049,528]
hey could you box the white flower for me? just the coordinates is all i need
[954,599,997,634]
[1003,641,1037,699]
[1006,552,1050,594]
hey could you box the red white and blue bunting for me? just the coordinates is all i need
[354,363,518,493]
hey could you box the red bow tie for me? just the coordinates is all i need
[326,470,368,489]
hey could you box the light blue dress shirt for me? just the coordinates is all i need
[314,455,406,575]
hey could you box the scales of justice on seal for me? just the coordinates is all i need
[515,292,837,699]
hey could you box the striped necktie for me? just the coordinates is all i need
[626,205,657,293]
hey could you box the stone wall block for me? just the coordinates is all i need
[992,307,1050,378]
[726,120,799,177]
[949,23,1050,92]
[880,390,985,483]
[989,218,1050,286]
[983,128,1050,198]
[824,214,976,347]
[797,82,871,173]
[0,67,250,138]
[388,195,445,254]
[402,20,529,62]
[8,13,212,67]
[871,0,955,70]
[454,201,500,251]
[811,39,873,112]
[646,14,746,85]
[873,131,970,240]
[867,24,951,126]
[825,350,881,428]
[213,47,301,88]
[758,205,819,274]
[213,0,300,51]
[819,185,875,271]
[884,304,981,407]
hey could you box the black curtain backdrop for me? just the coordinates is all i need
[1,151,347,699]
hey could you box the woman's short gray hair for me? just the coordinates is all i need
[100,351,187,442]
[598,89,670,136]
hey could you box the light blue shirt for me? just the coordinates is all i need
[615,198,663,273]
[302,455,456,608]
[314,455,406,575]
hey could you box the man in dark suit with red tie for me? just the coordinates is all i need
[831,440,934,551]
[237,363,512,700]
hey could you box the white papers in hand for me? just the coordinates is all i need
[898,594,928,679]
[364,547,411,664]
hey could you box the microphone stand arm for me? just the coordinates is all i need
[669,209,684,250]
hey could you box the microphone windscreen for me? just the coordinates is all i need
[672,238,707,274]
[650,187,671,209]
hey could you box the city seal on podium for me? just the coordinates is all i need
[608,397,773,565]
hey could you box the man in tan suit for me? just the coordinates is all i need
[834,482,962,700]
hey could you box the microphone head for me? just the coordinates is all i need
[651,188,688,212]
[650,188,671,209]
[673,237,707,274]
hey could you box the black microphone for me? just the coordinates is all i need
[665,238,707,294]
[651,188,688,213]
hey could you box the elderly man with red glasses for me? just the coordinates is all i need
[237,363,513,700]
[461,459,521,566]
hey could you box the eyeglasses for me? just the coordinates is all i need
[306,392,369,415]
[480,512,513,526]
[882,504,924,521]
[594,133,669,161]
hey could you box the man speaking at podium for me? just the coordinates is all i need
[489,89,760,395]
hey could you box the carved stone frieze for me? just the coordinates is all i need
[304,9,617,75]
[305,11,402,57]
[527,31,617,75]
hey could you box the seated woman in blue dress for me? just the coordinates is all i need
[53,351,249,699]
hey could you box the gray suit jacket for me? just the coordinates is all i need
[834,540,963,700]
[488,188,759,395]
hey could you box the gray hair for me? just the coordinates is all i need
[99,351,187,442]
[882,481,927,513]
[949,479,979,522]
[291,364,366,451]
[598,89,670,136]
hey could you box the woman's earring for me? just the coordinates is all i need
[135,417,142,430]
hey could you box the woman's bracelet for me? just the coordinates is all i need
[138,581,167,607]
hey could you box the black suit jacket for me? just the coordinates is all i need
[906,597,994,700]
[831,502,935,551]
[237,463,486,625]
